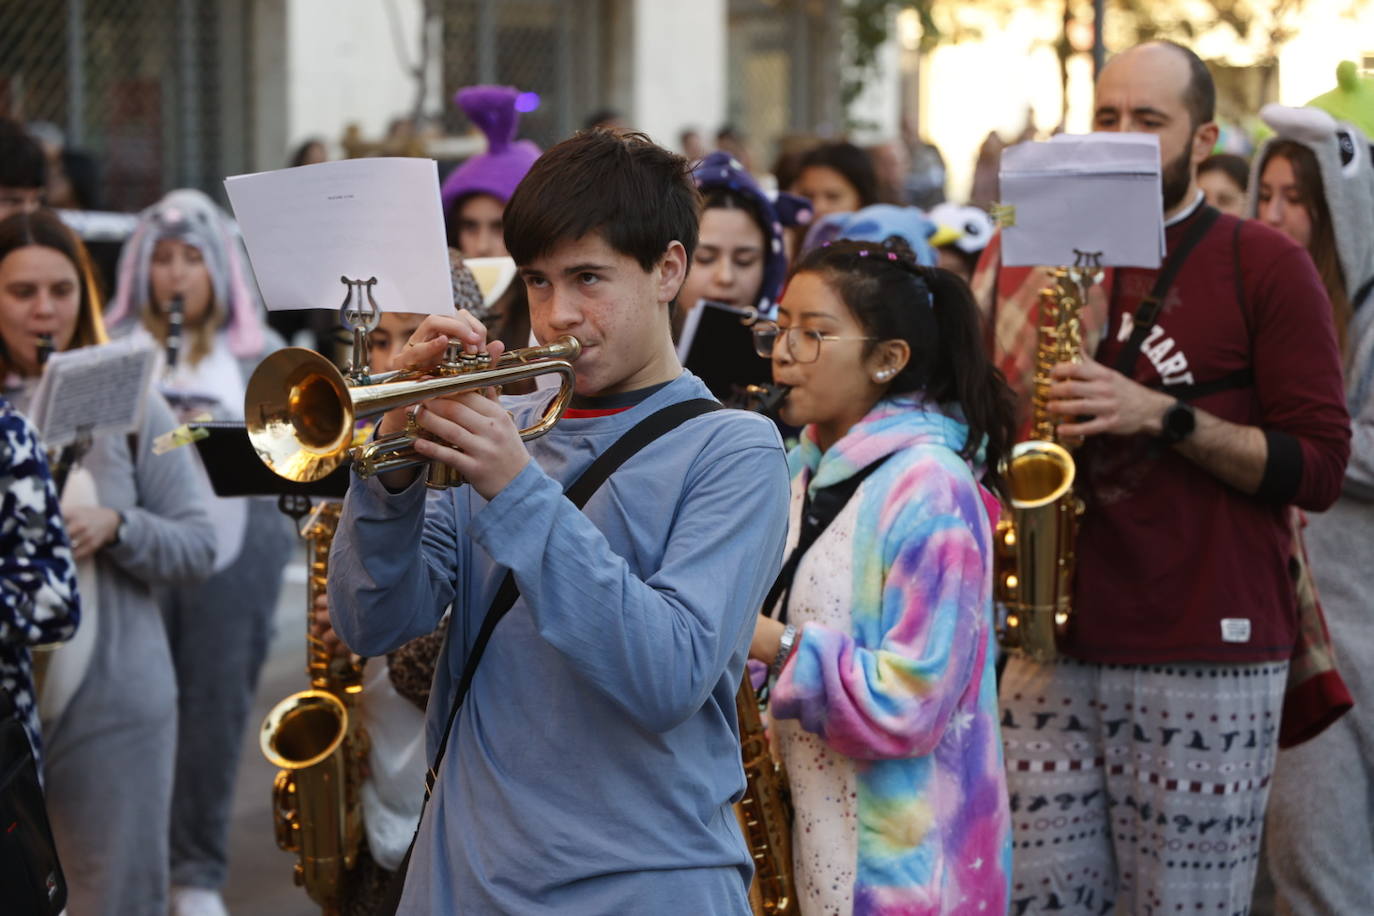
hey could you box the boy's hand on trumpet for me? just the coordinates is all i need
[375,310,506,439]
[373,310,509,492]
[410,392,529,500]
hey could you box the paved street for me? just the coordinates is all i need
[223,545,321,916]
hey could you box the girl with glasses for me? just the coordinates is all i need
[748,239,1015,914]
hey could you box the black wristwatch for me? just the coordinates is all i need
[1159,400,1196,445]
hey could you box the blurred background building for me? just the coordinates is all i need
[1,0,1370,213]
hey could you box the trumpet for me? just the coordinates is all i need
[244,336,581,489]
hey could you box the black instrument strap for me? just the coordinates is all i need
[378,398,721,913]
[1151,367,1255,402]
[1113,205,1221,378]
[430,397,720,791]
[763,456,891,625]
[1353,275,1374,313]
[1136,214,1254,405]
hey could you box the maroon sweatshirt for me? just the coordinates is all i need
[1067,207,1350,663]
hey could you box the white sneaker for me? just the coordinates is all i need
[170,886,229,916]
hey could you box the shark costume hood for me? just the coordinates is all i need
[1250,62,1374,311]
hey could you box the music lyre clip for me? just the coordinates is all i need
[338,276,382,385]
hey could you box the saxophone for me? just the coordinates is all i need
[994,266,1090,662]
[259,501,370,914]
[734,675,796,915]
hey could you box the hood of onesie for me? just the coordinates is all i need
[691,150,814,316]
[1251,65,1374,307]
[106,188,265,358]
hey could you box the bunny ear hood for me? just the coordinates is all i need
[440,85,543,212]
[107,189,265,358]
[1254,100,1374,311]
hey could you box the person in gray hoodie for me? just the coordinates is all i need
[0,208,216,916]
[105,188,294,916]
[1249,95,1374,916]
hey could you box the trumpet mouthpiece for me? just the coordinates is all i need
[547,335,581,360]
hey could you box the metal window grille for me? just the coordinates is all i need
[439,0,614,151]
[727,0,843,172]
[0,0,254,212]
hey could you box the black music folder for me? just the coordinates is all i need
[678,300,772,403]
[191,422,350,499]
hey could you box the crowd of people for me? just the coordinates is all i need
[0,35,1369,916]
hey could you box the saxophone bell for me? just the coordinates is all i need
[260,501,369,910]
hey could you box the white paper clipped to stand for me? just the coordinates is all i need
[224,158,453,316]
[29,336,157,448]
[999,133,1166,269]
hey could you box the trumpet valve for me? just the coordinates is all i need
[440,340,493,373]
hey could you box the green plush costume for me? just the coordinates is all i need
[1308,60,1374,137]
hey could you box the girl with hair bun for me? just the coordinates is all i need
[748,240,1013,914]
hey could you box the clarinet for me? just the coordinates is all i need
[165,294,185,372]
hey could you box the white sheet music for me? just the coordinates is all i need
[29,337,157,448]
[224,158,454,316]
[999,133,1166,269]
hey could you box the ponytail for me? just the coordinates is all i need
[921,267,1016,498]
[790,239,1016,497]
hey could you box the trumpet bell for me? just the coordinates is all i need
[245,347,356,483]
[245,335,582,487]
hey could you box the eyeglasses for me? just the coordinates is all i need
[751,321,876,364]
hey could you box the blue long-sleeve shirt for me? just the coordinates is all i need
[329,372,790,914]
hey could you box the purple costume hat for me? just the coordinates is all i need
[439,85,542,213]
[692,151,813,317]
